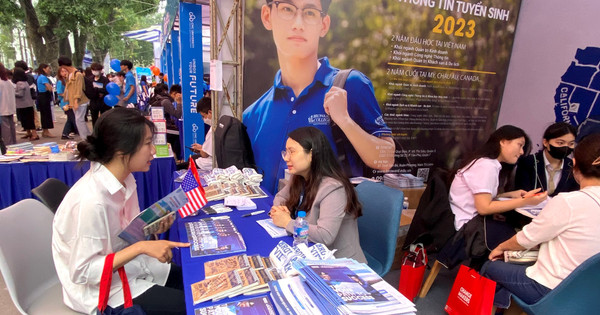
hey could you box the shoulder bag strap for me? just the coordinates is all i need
[97,253,115,312]
[97,253,134,311]
[330,69,354,177]
[581,190,600,207]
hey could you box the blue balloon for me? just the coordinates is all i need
[104,94,119,107]
[110,59,121,72]
[106,82,120,96]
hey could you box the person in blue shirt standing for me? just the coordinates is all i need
[242,0,395,193]
[36,63,56,138]
[120,60,138,108]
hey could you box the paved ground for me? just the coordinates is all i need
[12,105,93,147]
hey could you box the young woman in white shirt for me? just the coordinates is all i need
[483,133,600,308]
[450,125,548,231]
[52,107,189,314]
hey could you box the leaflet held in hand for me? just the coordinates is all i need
[118,187,188,244]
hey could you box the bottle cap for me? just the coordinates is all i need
[298,211,306,218]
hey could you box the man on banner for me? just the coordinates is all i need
[243,0,395,193]
[178,158,207,218]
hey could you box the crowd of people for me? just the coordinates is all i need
[1,0,599,313]
[0,57,212,160]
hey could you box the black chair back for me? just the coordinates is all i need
[31,178,70,214]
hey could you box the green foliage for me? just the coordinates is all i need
[0,0,160,67]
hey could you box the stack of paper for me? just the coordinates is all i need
[383,173,424,189]
[224,196,257,210]
[193,296,277,315]
[269,259,416,314]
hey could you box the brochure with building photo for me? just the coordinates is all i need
[118,187,187,244]
[194,296,277,315]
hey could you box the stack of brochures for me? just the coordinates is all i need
[202,166,263,186]
[190,242,337,305]
[184,216,247,257]
[193,296,277,315]
[383,173,425,189]
[191,253,282,304]
[268,259,416,314]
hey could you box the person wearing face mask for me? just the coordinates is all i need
[190,97,214,170]
[482,132,600,310]
[148,83,182,160]
[515,122,579,197]
[87,63,111,127]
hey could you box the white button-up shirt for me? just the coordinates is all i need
[449,158,502,230]
[52,162,170,314]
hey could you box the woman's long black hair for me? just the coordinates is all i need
[284,127,362,218]
[76,108,155,165]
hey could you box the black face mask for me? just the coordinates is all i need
[547,144,573,160]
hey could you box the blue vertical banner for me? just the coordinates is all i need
[161,49,167,75]
[166,42,173,85]
[179,2,205,158]
[171,30,181,85]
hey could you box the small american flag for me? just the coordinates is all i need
[178,158,207,218]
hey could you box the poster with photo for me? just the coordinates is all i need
[243,0,522,180]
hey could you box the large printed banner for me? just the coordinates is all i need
[180,2,205,158]
[243,0,522,181]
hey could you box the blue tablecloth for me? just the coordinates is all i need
[172,192,292,314]
[0,157,177,210]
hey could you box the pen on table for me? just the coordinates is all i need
[242,210,265,217]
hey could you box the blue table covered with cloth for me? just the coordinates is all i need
[169,189,293,314]
[0,157,176,210]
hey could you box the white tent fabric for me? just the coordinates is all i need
[122,25,162,43]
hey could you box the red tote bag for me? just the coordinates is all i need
[398,243,428,302]
[445,265,496,315]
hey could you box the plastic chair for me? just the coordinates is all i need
[31,178,70,214]
[355,181,404,276]
[512,252,600,314]
[0,199,81,314]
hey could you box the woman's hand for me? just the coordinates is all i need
[153,213,175,235]
[499,189,528,199]
[522,188,547,206]
[489,246,505,261]
[140,240,190,263]
[191,143,203,153]
[269,205,292,228]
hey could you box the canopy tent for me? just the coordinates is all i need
[122,25,162,43]
[122,25,163,70]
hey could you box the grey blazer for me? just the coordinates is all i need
[274,176,367,263]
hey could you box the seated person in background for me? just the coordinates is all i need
[52,108,189,314]
[269,126,367,263]
[482,133,600,309]
[450,125,547,231]
[514,122,579,196]
[169,84,182,109]
[447,126,547,266]
[149,83,182,160]
[190,96,214,170]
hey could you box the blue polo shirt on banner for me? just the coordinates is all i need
[37,74,49,93]
[243,57,392,193]
[124,71,137,104]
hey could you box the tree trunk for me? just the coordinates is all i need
[59,35,72,59]
[72,27,88,69]
[18,0,60,68]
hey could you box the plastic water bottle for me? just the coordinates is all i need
[293,211,309,246]
[403,197,409,211]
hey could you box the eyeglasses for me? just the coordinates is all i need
[267,1,326,25]
[281,149,296,159]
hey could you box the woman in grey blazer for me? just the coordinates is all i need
[270,126,367,263]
